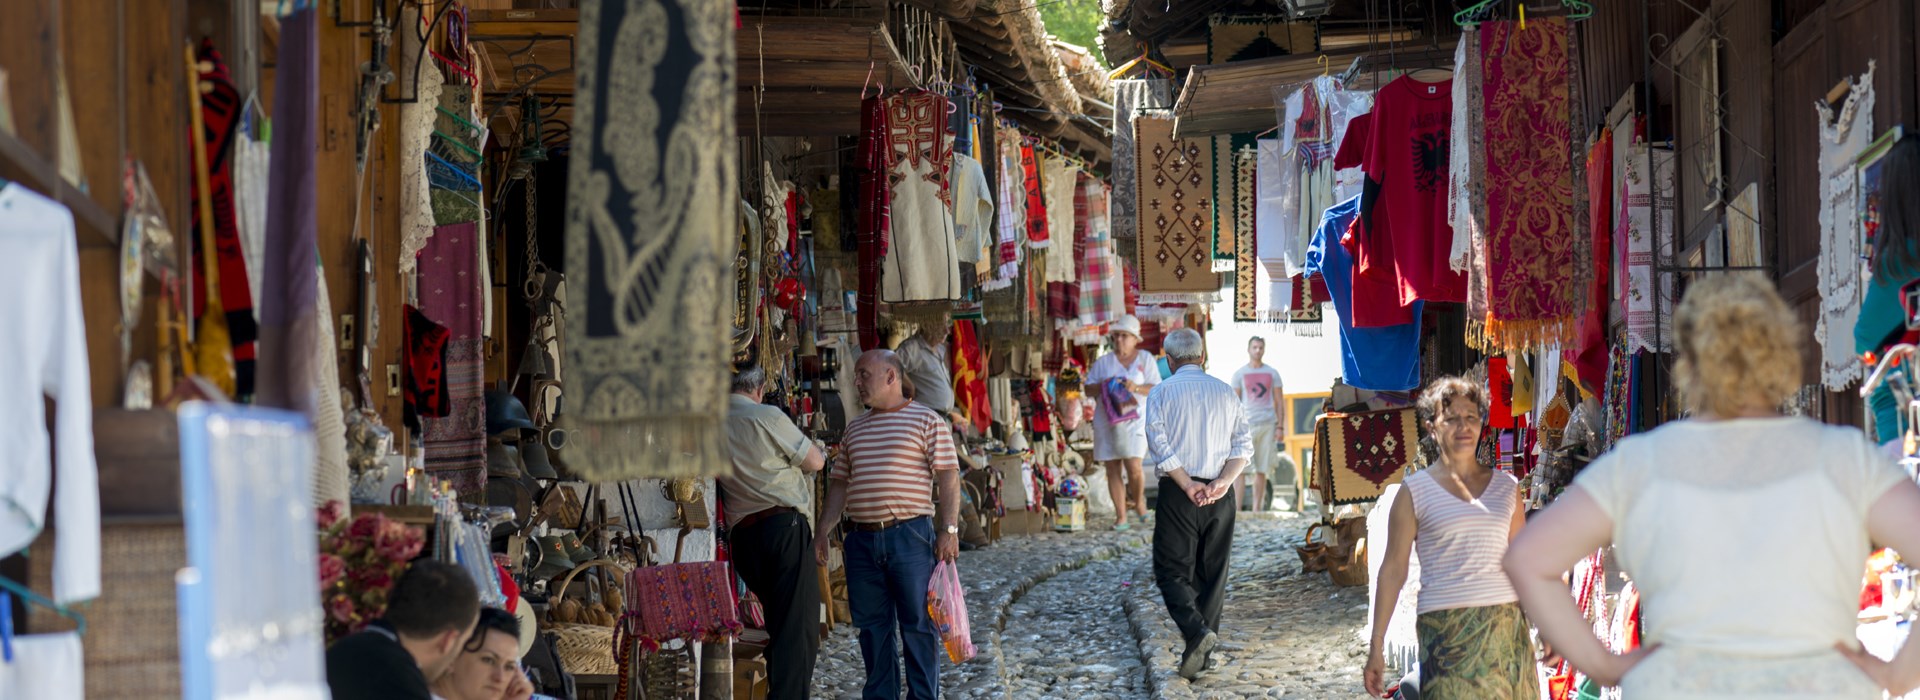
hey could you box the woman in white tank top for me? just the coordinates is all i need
[1506,273,1920,698]
[1365,376,1540,700]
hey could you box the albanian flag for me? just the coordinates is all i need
[950,320,990,434]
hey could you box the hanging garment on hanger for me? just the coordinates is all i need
[0,183,100,605]
[1617,145,1677,355]
[1042,156,1080,284]
[0,631,84,699]
[1356,72,1466,307]
[1020,142,1050,249]
[1306,196,1423,392]
[879,91,962,303]
[950,153,994,266]
[987,127,1025,291]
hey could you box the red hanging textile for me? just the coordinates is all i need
[190,39,260,397]
[950,321,991,434]
[1021,143,1050,247]
[856,97,892,349]
[1488,356,1516,429]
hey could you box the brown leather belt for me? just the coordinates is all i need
[735,506,799,531]
[846,515,928,532]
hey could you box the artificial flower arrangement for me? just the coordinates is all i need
[316,500,426,644]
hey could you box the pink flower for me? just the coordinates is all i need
[318,554,347,589]
[326,594,356,623]
[346,514,382,539]
[376,536,423,563]
[316,501,347,530]
[350,566,393,592]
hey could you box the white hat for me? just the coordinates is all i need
[1110,315,1142,338]
[512,597,537,659]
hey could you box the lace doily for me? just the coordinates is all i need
[1814,61,1875,390]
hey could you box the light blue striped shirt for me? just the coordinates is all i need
[1143,365,1254,480]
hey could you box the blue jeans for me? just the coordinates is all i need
[842,516,941,699]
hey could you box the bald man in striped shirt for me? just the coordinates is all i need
[815,349,961,700]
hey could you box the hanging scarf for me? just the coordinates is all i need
[1475,18,1583,351]
[191,39,260,399]
[1021,143,1051,248]
[1618,145,1677,354]
[1567,128,1614,395]
[418,223,486,498]
[856,97,891,349]
[562,0,736,480]
[256,8,321,416]
[1235,145,1259,321]
[1111,79,1174,257]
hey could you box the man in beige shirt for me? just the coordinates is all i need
[720,363,825,700]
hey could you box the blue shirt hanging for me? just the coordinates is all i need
[1305,196,1423,391]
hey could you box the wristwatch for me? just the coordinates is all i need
[944,524,959,535]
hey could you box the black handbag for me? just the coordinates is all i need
[524,631,578,700]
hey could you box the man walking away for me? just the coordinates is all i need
[815,349,963,699]
[1145,329,1253,681]
[1229,337,1285,512]
[721,363,827,699]
[327,559,482,700]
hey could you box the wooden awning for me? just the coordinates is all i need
[1171,49,1364,138]
[469,11,920,137]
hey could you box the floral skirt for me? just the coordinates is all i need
[1416,602,1541,700]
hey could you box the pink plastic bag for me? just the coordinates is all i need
[926,561,976,663]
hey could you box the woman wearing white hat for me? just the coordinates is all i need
[1087,315,1160,530]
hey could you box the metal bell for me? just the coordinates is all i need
[520,435,559,479]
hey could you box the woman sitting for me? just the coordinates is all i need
[430,607,534,700]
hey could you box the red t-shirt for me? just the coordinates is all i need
[1358,76,1466,305]
[1339,218,1415,327]
[1334,112,1371,170]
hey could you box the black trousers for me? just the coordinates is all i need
[1152,476,1237,644]
[730,511,822,700]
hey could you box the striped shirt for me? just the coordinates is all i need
[1143,365,1253,480]
[830,402,957,523]
[1405,468,1520,613]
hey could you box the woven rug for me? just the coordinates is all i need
[1134,114,1220,294]
[562,0,735,480]
[1207,16,1317,63]
[1111,79,1173,259]
[1313,408,1419,506]
[1235,145,1258,321]
[418,223,486,498]
[1476,18,1583,351]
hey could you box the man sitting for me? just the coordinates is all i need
[327,559,482,700]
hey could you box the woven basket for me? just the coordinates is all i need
[547,558,629,676]
[31,524,186,699]
[1294,523,1329,573]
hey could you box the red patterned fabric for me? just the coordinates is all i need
[857,97,892,349]
[1488,356,1515,429]
[623,559,744,650]
[1567,127,1613,395]
[190,39,260,397]
[1313,408,1419,505]
[1021,143,1050,246]
[950,321,990,433]
[403,305,451,424]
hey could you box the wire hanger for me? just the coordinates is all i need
[0,575,87,640]
[1106,49,1174,81]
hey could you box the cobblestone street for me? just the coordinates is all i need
[811,512,1373,699]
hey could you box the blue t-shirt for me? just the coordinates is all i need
[1305,196,1423,391]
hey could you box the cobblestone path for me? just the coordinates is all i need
[811,513,1372,699]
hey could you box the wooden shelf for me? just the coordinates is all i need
[0,130,118,246]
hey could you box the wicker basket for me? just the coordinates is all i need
[547,558,629,676]
[27,525,186,699]
[1294,523,1329,573]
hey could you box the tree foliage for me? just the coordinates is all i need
[1038,0,1109,68]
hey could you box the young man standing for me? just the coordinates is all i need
[1229,337,1285,512]
[815,350,962,699]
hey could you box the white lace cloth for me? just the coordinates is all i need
[1815,61,1875,390]
[396,69,444,274]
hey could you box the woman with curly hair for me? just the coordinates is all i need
[1505,272,1920,698]
[1365,376,1539,699]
